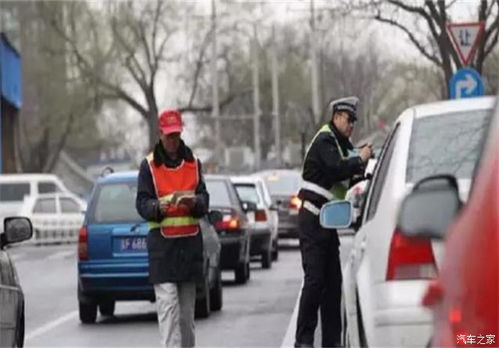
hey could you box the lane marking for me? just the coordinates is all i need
[25,310,78,342]
[46,250,75,260]
[281,280,303,348]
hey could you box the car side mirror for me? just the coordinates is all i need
[319,201,353,229]
[397,175,462,240]
[241,201,257,212]
[2,217,33,247]
[208,210,223,225]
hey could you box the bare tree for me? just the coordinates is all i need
[367,0,499,97]
[11,1,104,173]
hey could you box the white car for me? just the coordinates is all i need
[0,174,73,226]
[19,193,86,244]
[321,96,494,347]
[231,176,279,267]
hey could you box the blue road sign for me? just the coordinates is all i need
[449,68,484,99]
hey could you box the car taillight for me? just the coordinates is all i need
[255,209,267,222]
[386,228,437,280]
[78,226,88,261]
[422,280,444,307]
[289,195,302,210]
[215,215,241,230]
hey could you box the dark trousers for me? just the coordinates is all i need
[295,207,342,348]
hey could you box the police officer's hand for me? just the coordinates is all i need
[359,144,373,163]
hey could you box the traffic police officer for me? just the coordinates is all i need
[295,97,373,347]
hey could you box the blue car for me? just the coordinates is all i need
[77,171,222,323]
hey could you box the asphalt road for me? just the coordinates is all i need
[8,235,353,347]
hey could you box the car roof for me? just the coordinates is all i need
[96,171,138,184]
[205,174,230,181]
[399,96,496,122]
[254,169,301,177]
[230,175,262,184]
[0,173,62,182]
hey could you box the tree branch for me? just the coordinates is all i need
[374,13,443,66]
[178,90,252,114]
[187,28,213,108]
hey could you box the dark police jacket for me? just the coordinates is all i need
[136,140,209,284]
[299,122,365,208]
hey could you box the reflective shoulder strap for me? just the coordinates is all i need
[301,180,334,201]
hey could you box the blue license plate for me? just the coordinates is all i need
[119,237,147,252]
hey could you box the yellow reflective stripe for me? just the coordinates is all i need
[148,216,199,229]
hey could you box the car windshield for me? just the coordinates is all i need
[234,184,261,205]
[406,109,492,183]
[90,182,142,223]
[263,172,301,196]
[206,180,232,208]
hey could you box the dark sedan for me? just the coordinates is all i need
[205,175,252,284]
[0,217,33,347]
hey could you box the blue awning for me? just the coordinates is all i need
[0,32,22,109]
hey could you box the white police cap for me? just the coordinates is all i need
[329,96,359,119]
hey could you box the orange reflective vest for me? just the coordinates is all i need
[146,153,199,238]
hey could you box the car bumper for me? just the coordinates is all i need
[78,260,153,300]
[368,281,433,347]
[218,233,247,269]
[249,227,271,255]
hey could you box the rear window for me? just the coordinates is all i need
[234,184,261,205]
[90,182,142,223]
[0,183,30,201]
[206,180,232,208]
[263,172,301,195]
[406,110,491,183]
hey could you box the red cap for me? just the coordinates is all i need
[159,109,183,135]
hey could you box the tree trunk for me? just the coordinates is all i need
[147,111,159,152]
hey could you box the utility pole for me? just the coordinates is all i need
[310,0,320,125]
[271,24,281,168]
[252,22,261,171]
[211,0,222,169]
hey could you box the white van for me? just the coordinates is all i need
[0,174,71,223]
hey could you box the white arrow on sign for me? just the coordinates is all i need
[447,22,484,66]
[456,73,477,98]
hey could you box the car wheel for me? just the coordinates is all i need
[210,269,223,311]
[235,262,248,284]
[195,276,211,318]
[99,301,115,317]
[15,310,24,348]
[79,301,97,324]
[271,240,279,261]
[262,249,272,269]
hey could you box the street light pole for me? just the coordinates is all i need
[252,22,261,170]
[211,0,222,169]
[271,24,281,168]
[310,0,320,125]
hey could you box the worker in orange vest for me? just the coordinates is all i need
[136,109,209,347]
